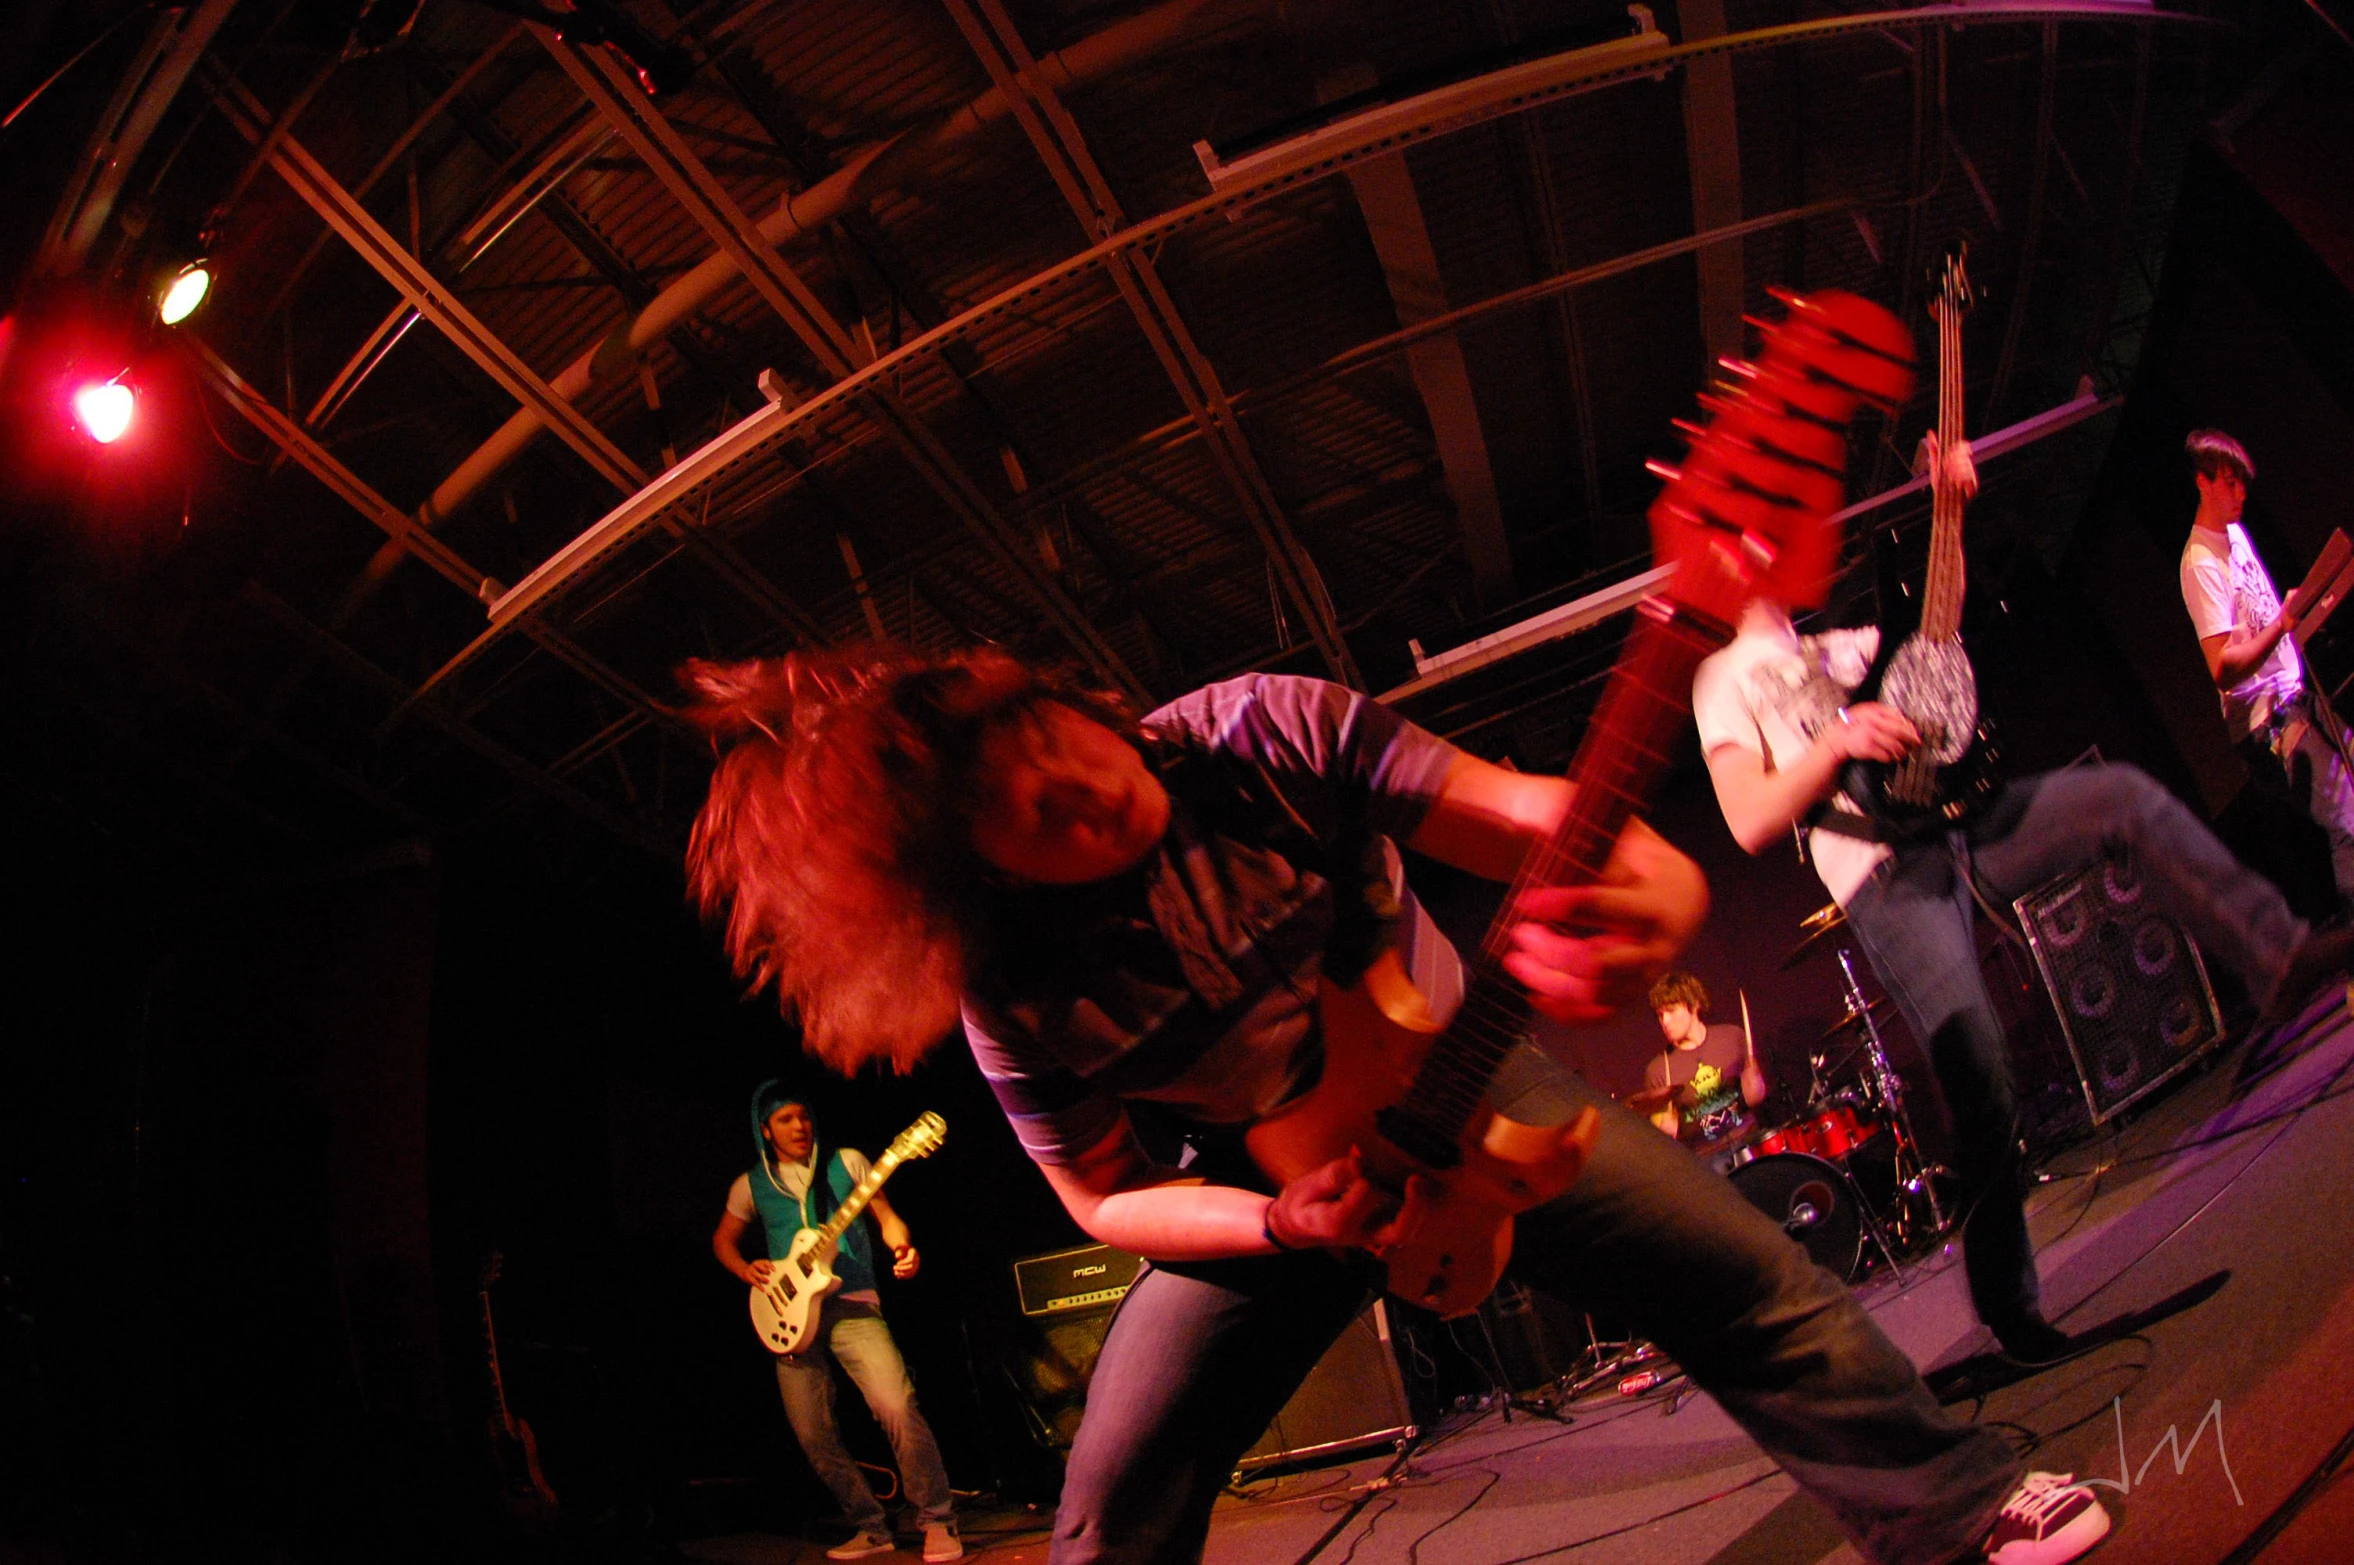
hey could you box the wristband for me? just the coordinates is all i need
[1261,1198,1297,1252]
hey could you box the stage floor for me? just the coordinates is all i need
[698,986,2354,1565]
[1025,987,2354,1565]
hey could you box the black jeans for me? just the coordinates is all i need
[1050,1049,2021,1565]
[1844,763,2305,1336]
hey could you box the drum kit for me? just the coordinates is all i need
[1715,909,1953,1283]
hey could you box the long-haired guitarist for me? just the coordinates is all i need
[684,643,2118,1565]
[1696,435,2354,1373]
[713,1081,960,1563]
[2178,428,2354,906]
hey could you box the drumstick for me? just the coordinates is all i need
[1739,990,1756,1062]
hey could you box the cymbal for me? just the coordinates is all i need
[1621,1082,1679,1113]
[1779,903,1849,970]
[1818,996,1892,1042]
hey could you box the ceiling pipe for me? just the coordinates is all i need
[414,0,1267,532]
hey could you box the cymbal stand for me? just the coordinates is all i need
[1835,946,1952,1250]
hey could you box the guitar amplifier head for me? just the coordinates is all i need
[1011,1243,1143,1318]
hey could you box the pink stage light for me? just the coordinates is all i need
[72,379,134,444]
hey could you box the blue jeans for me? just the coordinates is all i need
[773,1298,956,1529]
[1056,1050,2023,1565]
[1845,763,2305,1335]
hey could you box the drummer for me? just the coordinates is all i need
[1643,972,1769,1172]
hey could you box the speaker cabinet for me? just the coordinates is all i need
[1007,1303,1117,1452]
[2014,856,2225,1126]
[1006,1287,1417,1470]
[1236,1300,1417,1472]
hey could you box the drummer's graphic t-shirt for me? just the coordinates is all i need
[1644,1023,1757,1148]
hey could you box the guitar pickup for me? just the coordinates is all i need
[1375,1107,1463,1170]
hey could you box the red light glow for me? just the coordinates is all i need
[73,380,134,444]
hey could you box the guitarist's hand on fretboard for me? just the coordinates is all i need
[1920,432,1979,501]
[1500,818,1710,1025]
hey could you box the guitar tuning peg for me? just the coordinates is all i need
[1646,459,1683,484]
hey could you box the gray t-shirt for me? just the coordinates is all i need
[962,674,1462,1168]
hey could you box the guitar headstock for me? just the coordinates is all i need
[1648,289,1915,619]
[1934,241,1974,323]
[889,1111,948,1162]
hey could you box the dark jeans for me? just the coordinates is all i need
[1053,1050,2022,1565]
[1845,763,2305,1336]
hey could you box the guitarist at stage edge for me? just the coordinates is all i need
[713,1082,962,1563]
[685,642,2133,1565]
[1696,433,2354,1372]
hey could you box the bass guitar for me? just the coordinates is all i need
[749,1112,946,1354]
[1247,290,1915,1317]
[1843,244,2001,834]
[478,1251,558,1528]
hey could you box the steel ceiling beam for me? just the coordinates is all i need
[412,0,2210,699]
[416,0,1259,533]
[536,23,1148,700]
[189,338,676,764]
[1988,21,2060,422]
[1678,0,1747,368]
[188,337,502,603]
[207,70,650,499]
[1328,91,1513,608]
[536,27,865,379]
[440,200,1844,699]
[941,0,1361,687]
[37,0,240,276]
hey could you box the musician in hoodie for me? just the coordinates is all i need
[713,1081,960,1563]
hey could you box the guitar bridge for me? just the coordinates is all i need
[1375,1107,1462,1170]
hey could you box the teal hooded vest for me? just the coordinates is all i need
[747,1081,880,1296]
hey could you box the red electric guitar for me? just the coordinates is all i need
[1247,291,1916,1317]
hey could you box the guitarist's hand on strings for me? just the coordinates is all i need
[744,1259,775,1286]
[1264,1148,1436,1255]
[1501,818,1709,1024]
[1825,702,1918,764]
[1921,433,1978,500]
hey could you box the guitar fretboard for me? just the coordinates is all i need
[1382,592,1734,1155]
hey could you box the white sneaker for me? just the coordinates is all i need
[922,1521,964,1563]
[826,1530,896,1560]
[1982,1472,2111,1564]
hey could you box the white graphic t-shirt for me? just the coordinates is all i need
[1693,620,1892,906]
[2181,522,2302,740]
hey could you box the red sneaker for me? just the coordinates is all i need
[1983,1472,2111,1564]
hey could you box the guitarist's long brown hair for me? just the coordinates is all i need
[682,644,1134,1073]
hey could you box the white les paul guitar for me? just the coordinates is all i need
[749,1112,947,1355]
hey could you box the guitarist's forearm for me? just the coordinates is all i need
[1065,1181,1285,1262]
[1709,739,1846,854]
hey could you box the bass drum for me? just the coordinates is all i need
[1729,1152,1864,1281]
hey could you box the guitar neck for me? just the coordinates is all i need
[812,1151,902,1246]
[1404,601,1731,1137]
[1919,294,1967,642]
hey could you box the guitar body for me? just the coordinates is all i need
[1245,950,1591,1318]
[751,1228,845,1355]
[1842,630,2002,837]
